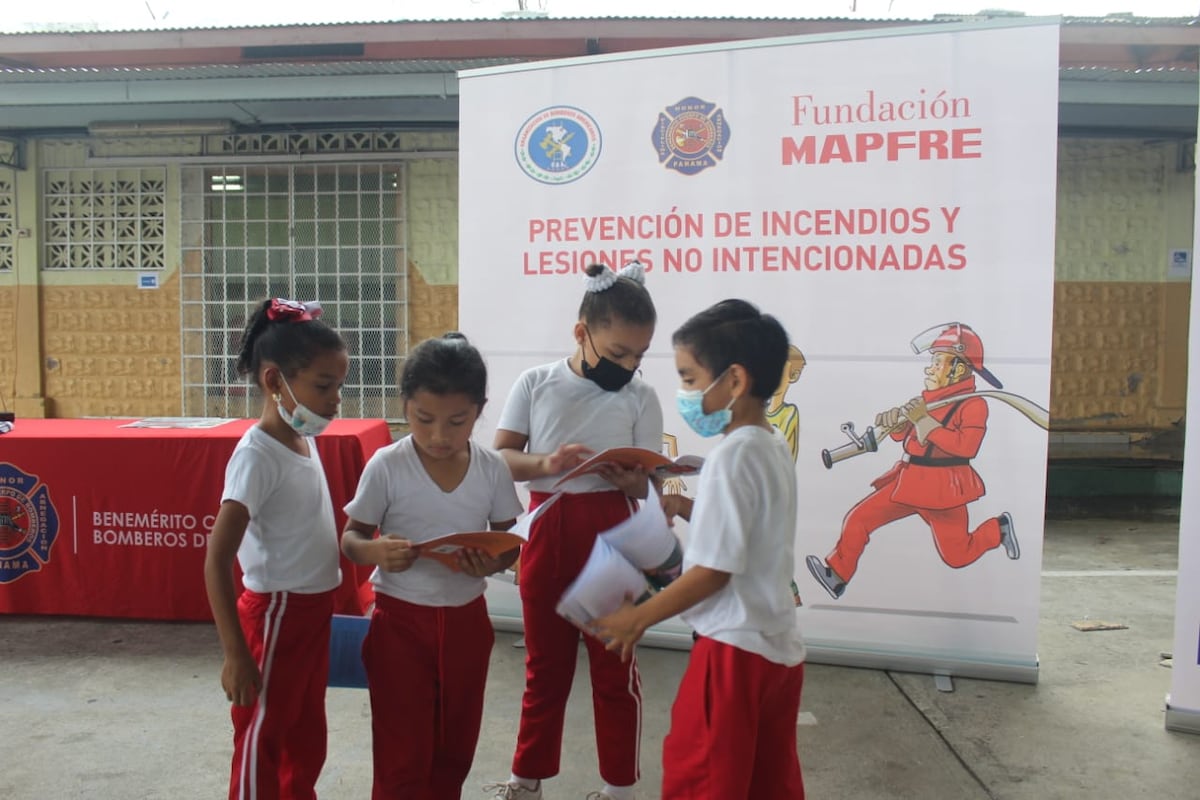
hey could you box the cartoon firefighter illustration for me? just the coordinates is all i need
[807,322,1047,600]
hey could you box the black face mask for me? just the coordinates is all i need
[582,331,636,392]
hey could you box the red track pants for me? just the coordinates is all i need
[512,490,642,785]
[362,592,494,799]
[662,637,805,799]
[229,588,334,800]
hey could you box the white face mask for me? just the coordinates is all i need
[276,376,332,437]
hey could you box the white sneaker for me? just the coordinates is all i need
[482,781,543,799]
[585,794,615,800]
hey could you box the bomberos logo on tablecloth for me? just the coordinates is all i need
[0,463,59,584]
[651,96,731,176]
[514,106,603,185]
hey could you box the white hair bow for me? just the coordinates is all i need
[619,260,646,284]
[583,261,646,293]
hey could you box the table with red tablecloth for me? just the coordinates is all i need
[0,418,391,620]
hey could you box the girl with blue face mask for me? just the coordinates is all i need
[203,297,348,800]
[594,298,808,800]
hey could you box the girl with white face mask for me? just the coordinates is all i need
[203,297,349,800]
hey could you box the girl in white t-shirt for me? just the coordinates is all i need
[486,262,663,800]
[203,297,349,800]
[595,299,807,800]
[341,333,523,800]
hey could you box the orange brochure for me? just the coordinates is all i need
[553,447,703,488]
[416,531,526,572]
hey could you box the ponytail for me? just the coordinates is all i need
[577,261,656,328]
[236,298,345,384]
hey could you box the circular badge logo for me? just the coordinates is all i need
[652,97,731,176]
[0,493,33,552]
[0,464,59,584]
[514,106,603,185]
[666,112,717,157]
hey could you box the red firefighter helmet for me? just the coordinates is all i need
[910,322,1002,389]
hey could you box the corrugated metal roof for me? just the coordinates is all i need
[0,18,918,36]
[1,15,1196,37]
[1060,66,1199,82]
[0,58,526,82]
[3,61,1192,85]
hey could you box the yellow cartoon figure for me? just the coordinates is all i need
[767,345,806,463]
[761,345,806,606]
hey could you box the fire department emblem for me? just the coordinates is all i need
[0,463,60,584]
[651,97,731,176]
[514,106,603,185]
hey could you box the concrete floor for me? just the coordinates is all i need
[2,518,1198,799]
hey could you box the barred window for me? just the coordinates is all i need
[180,163,409,420]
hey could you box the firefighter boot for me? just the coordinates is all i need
[806,555,846,599]
[999,512,1020,560]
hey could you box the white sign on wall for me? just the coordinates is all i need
[460,19,1059,679]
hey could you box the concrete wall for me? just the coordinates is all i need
[0,133,1191,432]
[0,131,461,420]
[1052,138,1192,431]
[404,144,459,344]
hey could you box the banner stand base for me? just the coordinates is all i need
[492,616,1039,682]
[1166,701,1200,735]
[805,643,1039,685]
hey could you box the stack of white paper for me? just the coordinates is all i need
[598,490,677,570]
[557,483,683,628]
[556,538,650,629]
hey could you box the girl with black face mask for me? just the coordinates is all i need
[486,262,660,800]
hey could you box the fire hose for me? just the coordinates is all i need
[820,390,1050,469]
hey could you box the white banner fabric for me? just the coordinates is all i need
[460,20,1059,679]
[1167,128,1200,732]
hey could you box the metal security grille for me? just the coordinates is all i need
[180,163,408,419]
[0,174,13,271]
[213,130,416,157]
[42,168,166,269]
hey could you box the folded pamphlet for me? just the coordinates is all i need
[553,447,703,489]
[119,417,236,429]
[417,530,526,572]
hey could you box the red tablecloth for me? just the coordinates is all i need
[0,418,391,620]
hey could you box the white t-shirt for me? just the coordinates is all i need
[222,425,342,595]
[496,358,664,494]
[681,425,806,666]
[343,436,524,607]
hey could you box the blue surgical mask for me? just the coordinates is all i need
[676,370,733,438]
[277,377,332,437]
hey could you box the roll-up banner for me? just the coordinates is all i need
[460,19,1059,680]
[1166,95,1200,733]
